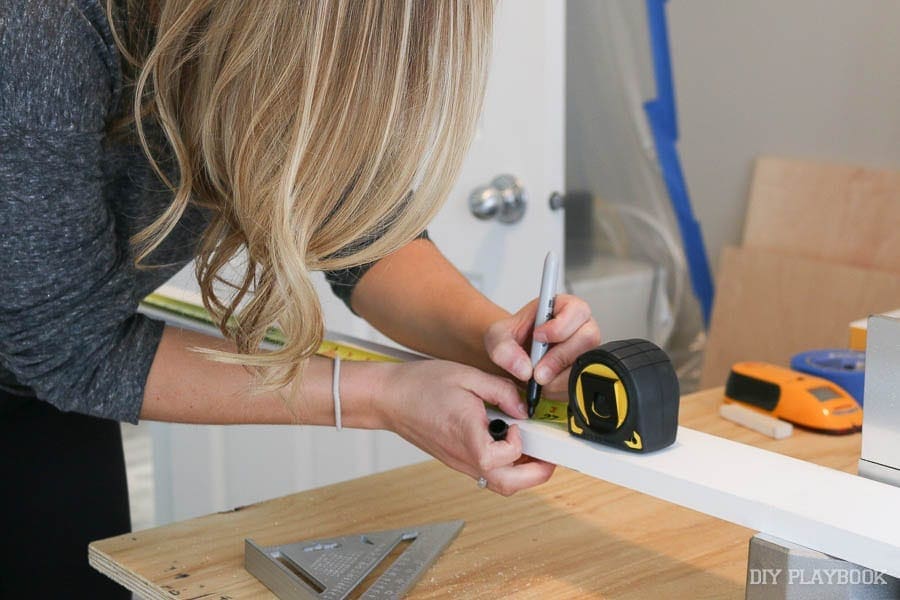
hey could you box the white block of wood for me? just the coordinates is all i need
[488,409,900,578]
[719,402,793,439]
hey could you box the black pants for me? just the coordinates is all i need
[1,392,131,598]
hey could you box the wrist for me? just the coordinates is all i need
[337,360,396,430]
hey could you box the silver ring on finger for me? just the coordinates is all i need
[476,476,488,489]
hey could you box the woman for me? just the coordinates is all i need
[0,1,600,596]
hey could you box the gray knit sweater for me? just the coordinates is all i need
[0,0,383,422]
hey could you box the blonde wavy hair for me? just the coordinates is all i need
[108,0,494,390]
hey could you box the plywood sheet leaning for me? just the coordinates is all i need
[700,246,900,389]
[743,156,900,271]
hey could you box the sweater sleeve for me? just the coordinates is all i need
[0,1,165,423]
[323,230,431,311]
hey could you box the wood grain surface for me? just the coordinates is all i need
[90,388,862,599]
[700,246,900,388]
[743,156,900,271]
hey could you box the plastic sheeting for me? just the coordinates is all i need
[566,0,707,390]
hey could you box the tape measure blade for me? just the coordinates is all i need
[321,331,427,363]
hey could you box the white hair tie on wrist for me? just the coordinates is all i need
[332,356,342,431]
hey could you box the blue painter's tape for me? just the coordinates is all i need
[790,350,865,406]
[644,104,715,324]
[645,0,677,138]
[643,0,714,325]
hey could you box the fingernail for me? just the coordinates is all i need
[535,366,551,385]
[515,358,532,380]
[533,331,547,343]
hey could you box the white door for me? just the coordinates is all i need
[152,1,565,524]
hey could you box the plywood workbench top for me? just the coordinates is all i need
[90,389,861,599]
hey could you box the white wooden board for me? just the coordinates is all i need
[488,409,900,578]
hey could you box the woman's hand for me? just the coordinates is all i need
[372,360,555,495]
[483,294,601,400]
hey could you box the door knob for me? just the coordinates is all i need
[468,175,527,224]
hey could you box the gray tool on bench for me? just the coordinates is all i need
[245,520,464,599]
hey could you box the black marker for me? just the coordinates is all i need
[526,251,559,418]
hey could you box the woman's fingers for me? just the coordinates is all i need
[468,423,523,473]
[481,459,557,496]
[534,318,601,385]
[385,360,557,496]
[470,425,555,495]
[461,368,528,419]
[532,294,592,344]
[486,336,533,382]
[484,299,538,381]
[487,294,601,387]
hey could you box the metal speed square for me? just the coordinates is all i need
[245,520,464,599]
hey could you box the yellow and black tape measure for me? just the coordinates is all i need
[567,339,679,453]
